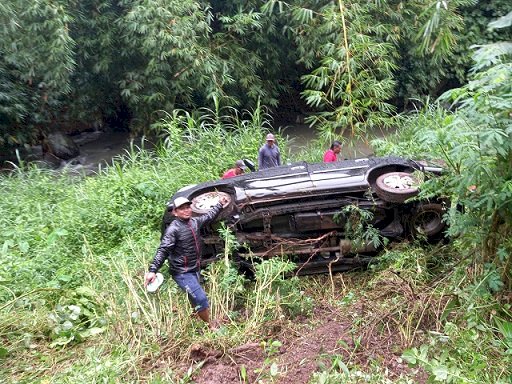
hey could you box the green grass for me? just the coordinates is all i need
[1,107,511,383]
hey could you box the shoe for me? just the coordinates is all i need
[147,273,164,293]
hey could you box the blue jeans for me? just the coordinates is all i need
[172,272,209,313]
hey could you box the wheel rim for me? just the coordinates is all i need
[381,174,416,190]
[192,191,231,213]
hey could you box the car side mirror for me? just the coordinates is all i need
[243,159,256,172]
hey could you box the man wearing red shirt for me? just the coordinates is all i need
[323,141,342,162]
[222,160,247,179]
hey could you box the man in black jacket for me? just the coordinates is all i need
[144,195,228,329]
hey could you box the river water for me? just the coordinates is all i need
[280,123,389,158]
[75,124,390,171]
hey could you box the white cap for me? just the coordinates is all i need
[173,197,191,209]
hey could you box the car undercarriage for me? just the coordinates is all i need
[162,156,448,275]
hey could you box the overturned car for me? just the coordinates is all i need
[161,156,448,274]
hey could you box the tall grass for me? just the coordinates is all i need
[1,104,511,383]
[0,106,315,382]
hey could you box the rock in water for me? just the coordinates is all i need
[47,132,80,160]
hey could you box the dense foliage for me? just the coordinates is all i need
[1,0,510,149]
[1,3,512,383]
[374,11,512,287]
[369,14,512,382]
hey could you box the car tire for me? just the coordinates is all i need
[374,172,419,203]
[191,191,233,215]
[411,203,446,238]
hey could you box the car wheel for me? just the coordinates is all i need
[411,203,446,238]
[191,191,232,214]
[374,172,419,203]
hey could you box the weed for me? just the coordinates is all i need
[335,204,388,250]
[253,339,283,383]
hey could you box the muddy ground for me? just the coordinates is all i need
[162,302,426,384]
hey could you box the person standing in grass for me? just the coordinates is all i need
[222,159,247,179]
[258,133,281,170]
[144,195,228,329]
[323,141,342,162]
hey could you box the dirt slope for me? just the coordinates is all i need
[185,304,425,383]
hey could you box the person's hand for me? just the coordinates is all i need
[144,272,156,287]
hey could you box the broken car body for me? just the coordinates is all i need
[161,156,447,274]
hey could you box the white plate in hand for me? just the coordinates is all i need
[147,273,164,293]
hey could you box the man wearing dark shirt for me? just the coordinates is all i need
[258,133,281,170]
[144,195,228,329]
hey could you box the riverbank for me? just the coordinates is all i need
[1,123,392,175]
